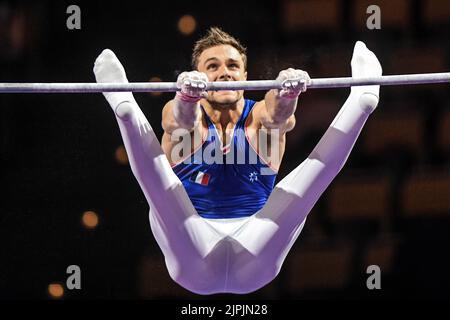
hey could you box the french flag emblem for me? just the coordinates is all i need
[190,171,211,186]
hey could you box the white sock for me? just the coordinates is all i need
[93,49,137,115]
[350,41,382,114]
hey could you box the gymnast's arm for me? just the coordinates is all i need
[257,68,310,133]
[161,98,202,134]
[161,71,207,163]
[259,92,297,133]
[161,71,207,134]
[161,97,204,164]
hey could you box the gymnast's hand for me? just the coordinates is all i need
[276,68,311,99]
[175,71,208,103]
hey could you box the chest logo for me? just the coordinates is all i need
[249,171,259,183]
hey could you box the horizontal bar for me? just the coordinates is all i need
[0,72,449,93]
[310,72,450,89]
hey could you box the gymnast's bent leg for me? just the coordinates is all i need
[228,41,383,293]
[93,49,225,294]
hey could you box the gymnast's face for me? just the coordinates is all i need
[197,44,247,107]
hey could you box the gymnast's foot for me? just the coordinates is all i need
[93,49,136,117]
[350,41,382,114]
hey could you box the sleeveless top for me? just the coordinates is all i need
[172,99,277,219]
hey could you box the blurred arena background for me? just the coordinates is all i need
[0,0,449,299]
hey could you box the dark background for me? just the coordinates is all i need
[0,0,449,299]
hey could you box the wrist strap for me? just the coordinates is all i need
[176,91,201,103]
